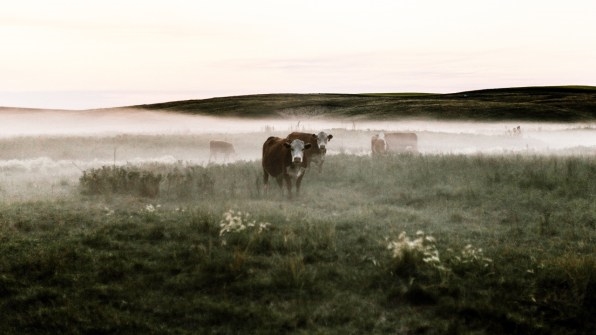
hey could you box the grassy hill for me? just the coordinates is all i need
[134,86,596,122]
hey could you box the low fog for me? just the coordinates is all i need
[0,108,595,201]
[2,108,595,150]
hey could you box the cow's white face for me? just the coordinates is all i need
[315,132,333,152]
[285,139,311,164]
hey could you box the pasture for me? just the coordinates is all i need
[0,126,595,334]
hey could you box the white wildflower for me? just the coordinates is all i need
[258,222,271,233]
[103,206,115,216]
[218,209,271,237]
[455,244,493,267]
[387,231,442,269]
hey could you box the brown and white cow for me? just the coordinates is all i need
[287,131,333,173]
[371,133,387,157]
[209,140,235,162]
[262,136,311,198]
[384,132,418,153]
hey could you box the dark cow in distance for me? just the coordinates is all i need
[262,136,311,198]
[384,132,418,153]
[508,126,522,137]
[371,133,387,157]
[287,131,333,172]
[209,140,235,162]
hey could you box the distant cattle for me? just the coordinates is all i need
[508,126,522,137]
[384,132,418,153]
[287,131,333,172]
[209,140,235,162]
[262,136,311,198]
[371,133,387,156]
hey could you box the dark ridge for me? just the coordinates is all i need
[132,86,596,122]
[2,86,595,122]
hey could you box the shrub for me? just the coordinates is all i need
[79,166,162,198]
[163,166,215,199]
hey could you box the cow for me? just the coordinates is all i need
[287,131,333,173]
[509,126,522,136]
[371,133,387,157]
[384,132,418,153]
[262,136,311,198]
[209,140,235,162]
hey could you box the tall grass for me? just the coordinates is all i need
[1,153,595,334]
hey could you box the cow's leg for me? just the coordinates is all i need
[272,175,283,197]
[317,160,324,173]
[310,155,323,173]
[284,175,293,199]
[293,165,308,196]
[295,174,304,196]
[263,170,269,195]
[275,175,283,189]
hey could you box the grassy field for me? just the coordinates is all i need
[1,153,594,334]
[131,86,596,121]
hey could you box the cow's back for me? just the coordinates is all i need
[210,140,235,154]
[385,132,418,152]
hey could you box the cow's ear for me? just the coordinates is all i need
[305,143,312,150]
[311,134,317,139]
[327,134,333,141]
[284,142,291,148]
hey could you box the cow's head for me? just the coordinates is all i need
[314,131,333,153]
[284,139,311,164]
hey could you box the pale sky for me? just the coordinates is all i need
[1,0,595,110]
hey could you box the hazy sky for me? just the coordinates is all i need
[2,0,595,109]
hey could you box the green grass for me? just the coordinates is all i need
[1,154,595,334]
[128,86,596,121]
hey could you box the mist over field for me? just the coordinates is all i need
[1,106,595,334]
[1,108,595,147]
[0,108,594,201]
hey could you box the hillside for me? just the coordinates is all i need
[134,86,596,122]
